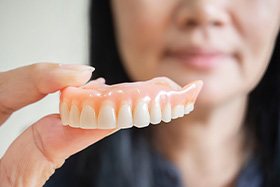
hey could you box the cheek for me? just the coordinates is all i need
[233,2,280,93]
[112,0,176,81]
[118,23,165,81]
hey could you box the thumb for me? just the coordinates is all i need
[0,114,117,186]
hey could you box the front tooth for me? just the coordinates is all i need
[80,105,97,129]
[69,104,80,128]
[162,102,171,123]
[133,101,150,128]
[150,101,162,124]
[172,105,185,119]
[98,101,116,129]
[184,103,194,114]
[117,103,133,129]
[60,102,69,126]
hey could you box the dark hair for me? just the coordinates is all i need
[89,0,280,186]
[247,33,280,185]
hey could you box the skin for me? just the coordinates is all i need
[1,1,280,187]
[0,63,118,186]
[111,0,280,186]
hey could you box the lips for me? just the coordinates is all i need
[164,47,234,70]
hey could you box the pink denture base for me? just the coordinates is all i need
[60,77,203,113]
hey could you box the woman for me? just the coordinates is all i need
[48,0,280,186]
[1,0,279,186]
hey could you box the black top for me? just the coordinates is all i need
[45,137,263,187]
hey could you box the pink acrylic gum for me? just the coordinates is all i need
[59,77,203,129]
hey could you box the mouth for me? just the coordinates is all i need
[164,47,235,71]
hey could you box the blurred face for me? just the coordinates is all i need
[111,0,280,107]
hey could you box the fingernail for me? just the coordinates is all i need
[59,64,95,72]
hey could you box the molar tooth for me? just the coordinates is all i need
[150,101,162,124]
[184,103,194,114]
[60,102,69,126]
[80,105,97,129]
[133,101,150,128]
[117,103,133,129]
[98,101,116,129]
[69,104,80,128]
[162,103,171,123]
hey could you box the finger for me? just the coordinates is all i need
[31,114,118,162]
[0,114,118,186]
[0,63,94,124]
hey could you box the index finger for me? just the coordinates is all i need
[0,63,94,124]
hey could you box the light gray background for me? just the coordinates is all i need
[0,0,90,157]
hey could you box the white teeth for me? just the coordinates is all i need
[98,101,117,129]
[150,101,162,124]
[133,101,150,128]
[117,103,133,129]
[80,105,97,129]
[177,105,185,117]
[171,108,179,119]
[162,102,171,123]
[63,100,195,129]
[60,102,69,126]
[69,104,80,128]
[172,105,185,119]
[184,103,194,114]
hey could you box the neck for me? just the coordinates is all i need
[152,96,251,187]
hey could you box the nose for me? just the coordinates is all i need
[175,1,229,30]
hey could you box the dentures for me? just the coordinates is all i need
[59,77,203,129]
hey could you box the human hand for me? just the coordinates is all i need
[0,63,117,187]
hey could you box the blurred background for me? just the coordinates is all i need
[0,0,90,157]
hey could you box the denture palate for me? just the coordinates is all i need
[59,77,203,129]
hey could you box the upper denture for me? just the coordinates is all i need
[59,77,203,129]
